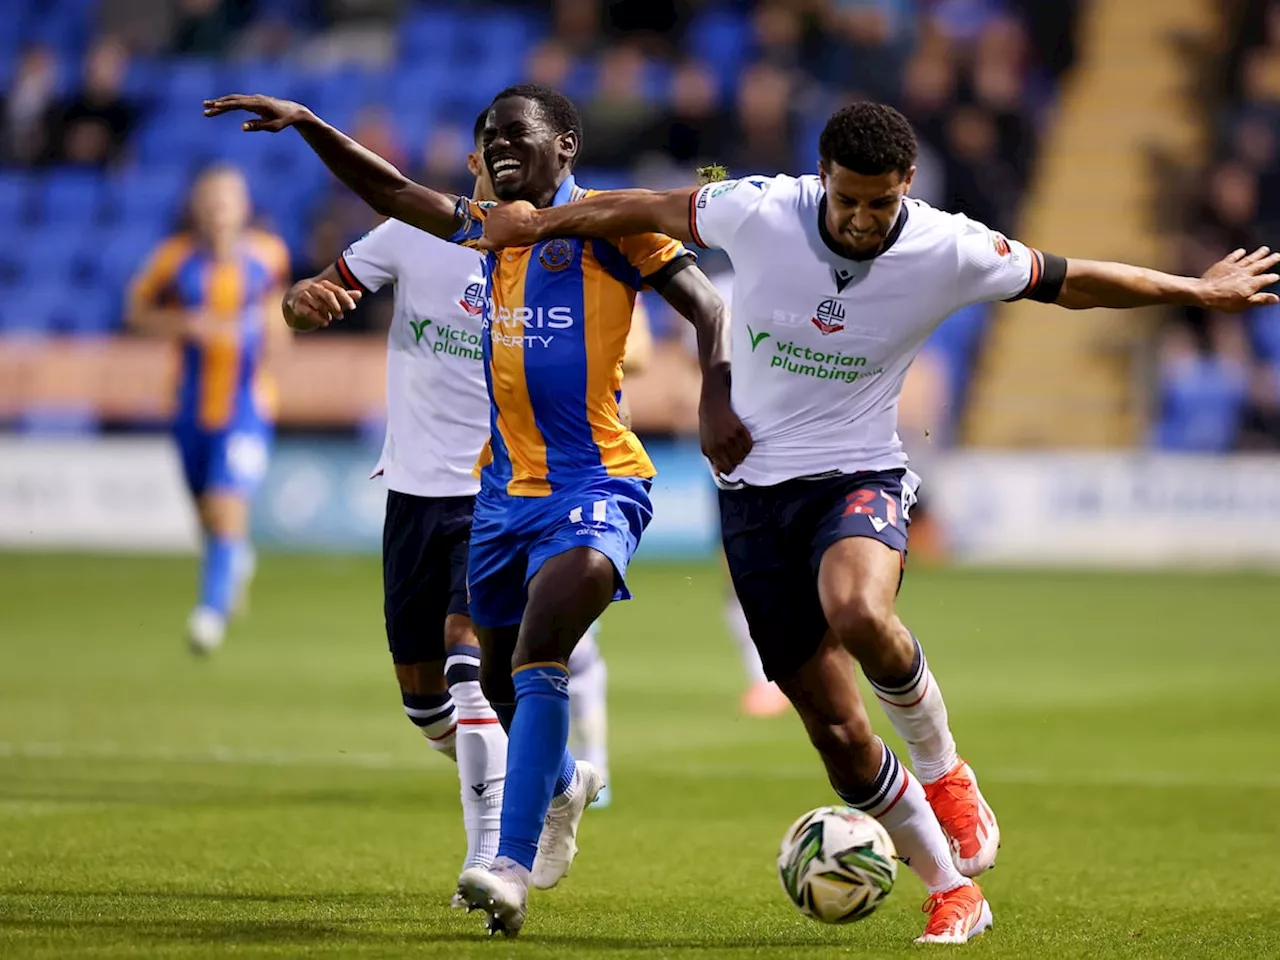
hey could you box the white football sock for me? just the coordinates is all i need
[567,623,609,779]
[402,690,457,759]
[841,739,968,895]
[446,645,506,870]
[866,634,959,784]
[725,594,768,685]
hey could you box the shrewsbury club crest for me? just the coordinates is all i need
[538,238,574,272]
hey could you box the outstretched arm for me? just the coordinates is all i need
[649,264,752,475]
[1053,247,1279,312]
[204,95,461,239]
[480,188,698,249]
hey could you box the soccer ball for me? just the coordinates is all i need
[777,805,898,924]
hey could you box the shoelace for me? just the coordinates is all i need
[931,775,979,836]
[920,888,976,926]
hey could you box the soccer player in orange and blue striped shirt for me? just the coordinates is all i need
[206,84,752,936]
[128,165,290,654]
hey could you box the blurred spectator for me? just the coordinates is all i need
[578,44,660,169]
[752,2,806,72]
[525,38,575,91]
[98,0,174,54]
[47,37,138,169]
[818,0,916,102]
[554,0,603,55]
[173,0,244,55]
[0,45,59,167]
[728,63,798,176]
[942,103,1018,230]
[1154,318,1250,452]
[414,124,473,198]
[641,60,727,171]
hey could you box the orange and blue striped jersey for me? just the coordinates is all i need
[130,230,289,431]
[450,175,692,497]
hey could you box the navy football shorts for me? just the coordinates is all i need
[382,490,474,664]
[719,469,917,681]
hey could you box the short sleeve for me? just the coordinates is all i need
[688,177,772,250]
[337,220,402,293]
[448,197,496,247]
[614,231,693,280]
[128,236,187,304]
[953,215,1046,305]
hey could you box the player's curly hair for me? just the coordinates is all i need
[818,102,917,177]
[472,107,488,145]
[490,83,583,167]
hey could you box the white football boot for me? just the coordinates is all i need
[186,606,226,655]
[531,760,603,889]
[457,858,530,937]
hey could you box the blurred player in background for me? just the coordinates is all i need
[127,164,290,654]
[277,108,640,895]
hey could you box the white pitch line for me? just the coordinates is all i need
[3,741,1279,789]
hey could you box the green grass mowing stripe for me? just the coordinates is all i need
[1,554,1278,957]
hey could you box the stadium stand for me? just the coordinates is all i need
[0,0,1073,439]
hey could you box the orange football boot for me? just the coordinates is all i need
[915,882,993,944]
[923,760,1000,876]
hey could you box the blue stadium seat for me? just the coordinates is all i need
[687,9,753,88]
[16,227,84,285]
[92,224,169,291]
[123,57,165,102]
[162,59,222,108]
[57,294,119,336]
[103,168,190,229]
[0,284,61,335]
[0,172,37,225]
[39,170,106,224]
[400,7,463,60]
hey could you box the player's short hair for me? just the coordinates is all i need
[819,102,917,177]
[473,107,488,146]
[490,83,583,167]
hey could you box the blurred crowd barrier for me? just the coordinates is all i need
[0,336,703,432]
[5,435,1280,568]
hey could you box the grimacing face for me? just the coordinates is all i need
[191,169,250,241]
[480,96,576,204]
[819,160,915,258]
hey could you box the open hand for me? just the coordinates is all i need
[1197,247,1280,311]
[203,94,314,132]
[477,200,541,250]
[285,279,361,330]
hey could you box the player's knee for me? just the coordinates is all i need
[827,593,895,661]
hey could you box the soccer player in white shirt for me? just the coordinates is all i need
[278,111,624,893]
[477,101,1280,944]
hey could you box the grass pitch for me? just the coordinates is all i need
[1,554,1278,958]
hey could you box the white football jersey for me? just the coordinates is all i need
[690,174,1049,487]
[339,219,489,498]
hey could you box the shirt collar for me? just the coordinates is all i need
[551,174,578,208]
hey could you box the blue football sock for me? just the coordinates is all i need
[554,746,576,798]
[199,535,240,616]
[497,664,575,870]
